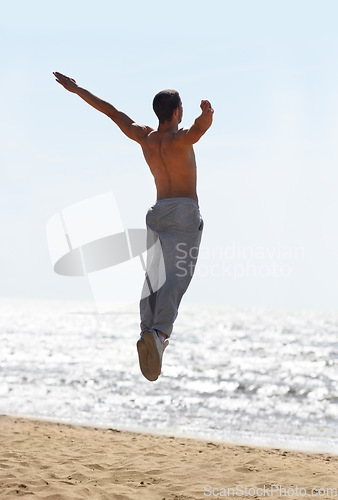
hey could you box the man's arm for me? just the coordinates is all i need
[53,72,153,142]
[180,100,214,144]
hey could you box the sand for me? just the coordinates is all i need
[0,415,336,499]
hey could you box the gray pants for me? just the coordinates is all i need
[139,197,204,338]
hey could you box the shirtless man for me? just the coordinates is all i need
[53,72,213,381]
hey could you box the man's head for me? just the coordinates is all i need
[153,90,182,124]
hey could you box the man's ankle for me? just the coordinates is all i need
[155,329,167,343]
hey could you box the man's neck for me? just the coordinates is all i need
[157,120,178,133]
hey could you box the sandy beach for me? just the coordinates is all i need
[0,415,336,499]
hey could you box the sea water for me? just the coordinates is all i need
[0,297,337,453]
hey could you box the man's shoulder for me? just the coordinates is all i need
[137,124,155,137]
[141,128,191,148]
[175,127,194,140]
[133,125,155,144]
[172,128,195,146]
[176,127,189,136]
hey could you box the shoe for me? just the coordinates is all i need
[143,329,169,379]
[136,337,158,382]
[137,329,169,381]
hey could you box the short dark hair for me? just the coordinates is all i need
[153,90,181,123]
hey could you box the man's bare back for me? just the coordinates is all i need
[140,128,198,202]
[52,72,213,203]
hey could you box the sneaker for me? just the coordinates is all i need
[137,329,169,381]
[136,336,158,382]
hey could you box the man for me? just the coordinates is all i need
[53,72,213,382]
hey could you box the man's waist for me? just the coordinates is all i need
[155,196,199,207]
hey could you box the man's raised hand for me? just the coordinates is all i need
[200,100,214,115]
[53,72,79,93]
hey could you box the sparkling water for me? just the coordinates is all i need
[0,297,337,453]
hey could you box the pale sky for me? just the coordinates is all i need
[1,0,338,310]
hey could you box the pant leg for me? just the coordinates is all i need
[139,221,165,333]
[139,199,204,338]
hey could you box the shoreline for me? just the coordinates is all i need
[2,411,337,455]
[0,414,337,499]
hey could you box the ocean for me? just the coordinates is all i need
[0,297,337,453]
